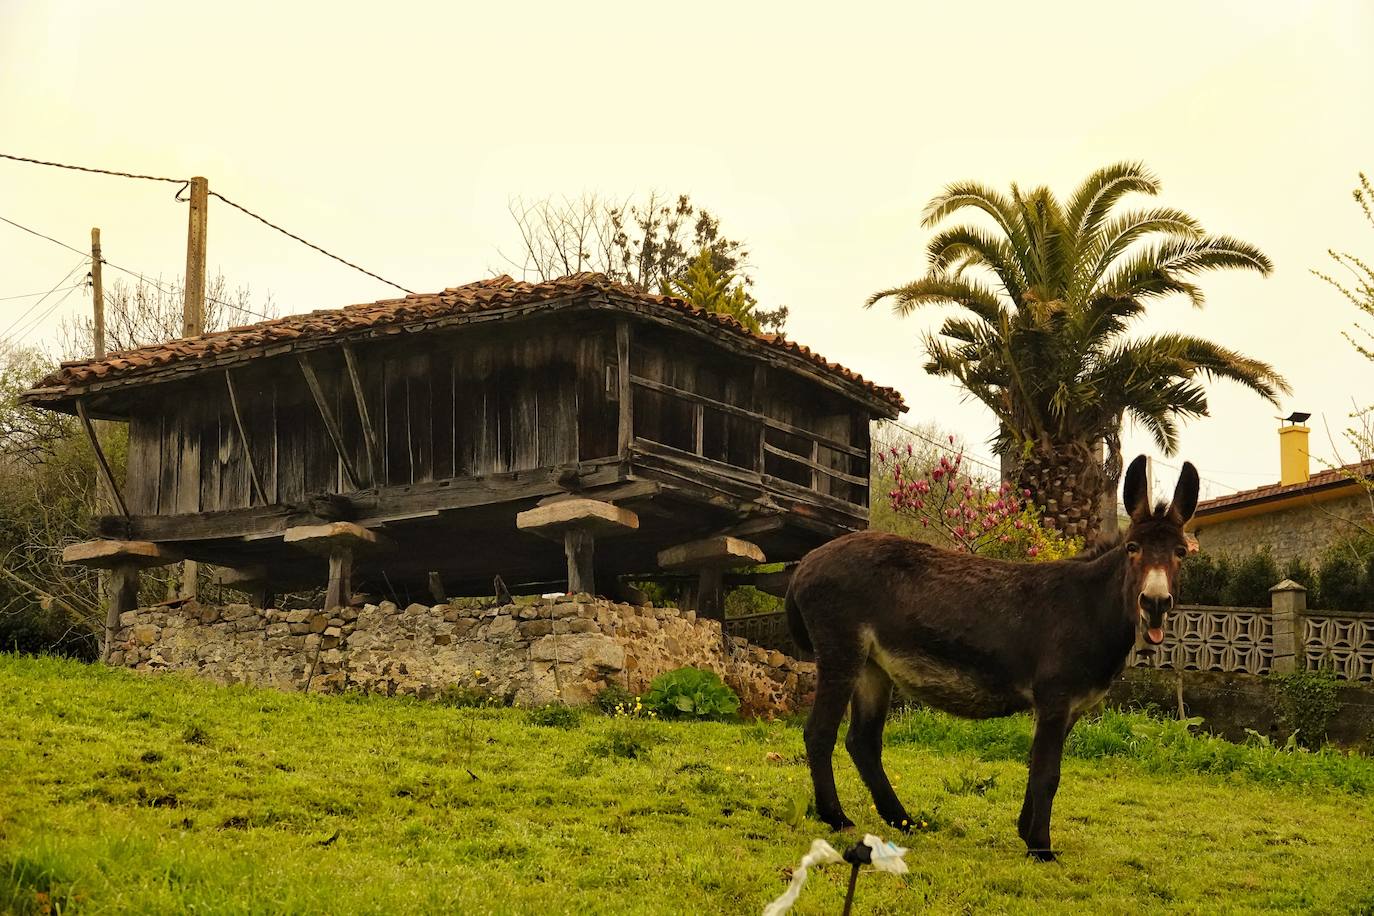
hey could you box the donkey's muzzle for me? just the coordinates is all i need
[1138,593,1172,645]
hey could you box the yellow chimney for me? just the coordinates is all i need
[1279,423,1310,486]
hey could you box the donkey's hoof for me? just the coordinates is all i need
[1026,848,1058,863]
[885,815,916,834]
[824,815,856,832]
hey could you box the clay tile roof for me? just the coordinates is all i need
[1194,459,1374,515]
[24,272,904,411]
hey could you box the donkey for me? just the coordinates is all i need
[785,455,1198,860]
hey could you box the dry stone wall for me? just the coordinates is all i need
[109,596,815,716]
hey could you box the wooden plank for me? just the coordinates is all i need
[342,342,384,487]
[225,371,268,506]
[298,354,363,491]
[64,539,181,568]
[629,374,866,458]
[407,352,435,483]
[430,348,455,480]
[276,391,306,504]
[762,443,868,487]
[198,398,221,512]
[75,398,129,517]
[173,398,200,514]
[382,358,410,485]
[616,320,633,453]
[124,414,160,514]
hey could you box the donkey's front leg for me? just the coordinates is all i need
[1019,706,1071,861]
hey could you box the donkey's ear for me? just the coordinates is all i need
[1168,461,1200,524]
[1123,455,1150,520]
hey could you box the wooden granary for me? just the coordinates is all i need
[23,273,904,631]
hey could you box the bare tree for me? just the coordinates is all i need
[501,192,787,332]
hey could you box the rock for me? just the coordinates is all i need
[309,614,329,633]
[433,634,452,646]
[519,620,554,638]
[119,611,139,627]
[378,601,398,616]
[132,624,159,646]
[323,626,342,638]
[288,622,312,636]
[404,603,427,616]
[487,615,517,637]
[518,604,540,620]
[286,609,311,624]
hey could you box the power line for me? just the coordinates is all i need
[0,152,183,184]
[0,283,85,302]
[879,419,1003,475]
[11,281,86,343]
[0,258,89,341]
[0,211,273,322]
[208,191,415,295]
[1,151,415,294]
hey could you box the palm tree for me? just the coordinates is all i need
[869,162,1289,540]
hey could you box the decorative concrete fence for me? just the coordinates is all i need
[1132,580,1374,682]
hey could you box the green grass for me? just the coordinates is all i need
[3,655,1374,914]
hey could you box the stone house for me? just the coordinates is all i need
[1189,420,1372,564]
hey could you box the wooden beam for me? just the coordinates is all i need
[297,354,363,491]
[762,443,869,487]
[564,528,596,595]
[629,374,867,458]
[74,399,129,518]
[342,342,383,487]
[616,320,633,454]
[224,371,269,506]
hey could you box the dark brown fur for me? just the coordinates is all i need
[786,456,1199,859]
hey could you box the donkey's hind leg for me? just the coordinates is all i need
[804,653,864,831]
[846,662,912,831]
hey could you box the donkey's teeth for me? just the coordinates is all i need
[1146,627,1165,645]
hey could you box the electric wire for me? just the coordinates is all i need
[0,258,89,341]
[0,284,85,302]
[10,281,86,343]
[0,213,273,322]
[1,151,415,294]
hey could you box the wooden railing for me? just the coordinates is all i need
[627,374,868,503]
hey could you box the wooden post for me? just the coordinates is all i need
[325,548,353,612]
[564,529,596,596]
[182,176,208,339]
[91,228,105,358]
[616,321,633,454]
[696,567,725,620]
[106,563,140,659]
[516,498,639,598]
[657,536,766,623]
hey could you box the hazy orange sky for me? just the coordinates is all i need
[3,0,1372,502]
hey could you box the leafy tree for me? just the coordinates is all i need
[869,162,1289,539]
[504,192,786,332]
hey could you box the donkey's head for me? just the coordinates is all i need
[1120,456,1200,645]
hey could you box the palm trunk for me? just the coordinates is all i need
[1010,439,1107,542]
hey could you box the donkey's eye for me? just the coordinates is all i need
[1126,542,1141,555]
[1175,546,1188,559]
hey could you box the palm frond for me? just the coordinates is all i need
[1065,162,1161,242]
[866,274,1008,327]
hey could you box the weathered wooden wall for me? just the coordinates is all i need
[124,318,618,514]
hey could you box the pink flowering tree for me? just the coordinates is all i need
[876,438,1081,560]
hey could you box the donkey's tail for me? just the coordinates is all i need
[785,589,813,657]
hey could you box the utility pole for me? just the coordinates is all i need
[182,176,208,338]
[91,227,105,358]
[179,176,208,601]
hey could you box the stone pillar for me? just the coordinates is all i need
[1270,578,1308,674]
[657,536,766,622]
[516,499,639,598]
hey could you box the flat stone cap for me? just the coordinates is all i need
[516,499,639,536]
[658,536,766,570]
[62,539,182,569]
[284,522,380,552]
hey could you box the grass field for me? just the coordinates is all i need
[4,654,1374,915]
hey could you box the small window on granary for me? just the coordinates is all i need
[605,360,619,402]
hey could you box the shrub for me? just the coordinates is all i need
[1222,550,1279,607]
[1270,667,1341,749]
[525,704,580,729]
[641,667,740,720]
[1317,551,1365,612]
[1179,553,1229,605]
[594,683,635,715]
[590,720,660,759]
[1282,557,1319,607]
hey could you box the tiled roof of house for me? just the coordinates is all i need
[1194,459,1374,514]
[23,273,905,411]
